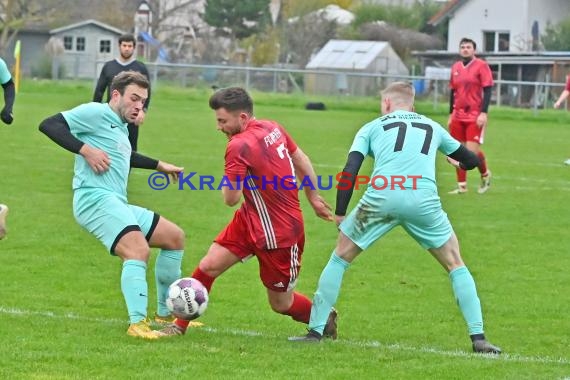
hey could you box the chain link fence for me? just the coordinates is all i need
[95,61,569,114]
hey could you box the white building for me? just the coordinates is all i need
[305,39,409,96]
[429,0,570,53]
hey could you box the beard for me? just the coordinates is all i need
[120,51,133,60]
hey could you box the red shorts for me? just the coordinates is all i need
[449,118,486,144]
[214,210,305,292]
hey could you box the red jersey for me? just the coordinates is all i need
[224,119,303,250]
[449,58,493,121]
[565,76,570,91]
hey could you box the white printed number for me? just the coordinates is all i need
[276,143,296,179]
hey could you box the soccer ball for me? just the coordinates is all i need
[166,277,209,320]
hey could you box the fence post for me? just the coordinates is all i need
[496,84,501,107]
[433,79,439,110]
[533,82,539,116]
[181,68,187,87]
[544,82,549,110]
[273,70,277,93]
[152,64,158,89]
[496,63,502,107]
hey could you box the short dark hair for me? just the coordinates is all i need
[460,37,476,50]
[110,71,149,95]
[209,87,253,115]
[118,34,136,46]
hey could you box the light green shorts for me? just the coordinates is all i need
[339,188,452,250]
[73,188,158,254]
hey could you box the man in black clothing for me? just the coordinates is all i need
[93,34,150,151]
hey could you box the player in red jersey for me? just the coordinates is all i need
[448,38,494,194]
[161,87,337,337]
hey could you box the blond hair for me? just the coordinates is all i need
[380,81,415,108]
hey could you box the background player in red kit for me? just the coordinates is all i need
[448,37,494,194]
[553,75,570,165]
[161,87,336,337]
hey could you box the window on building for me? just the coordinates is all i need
[483,31,510,52]
[63,36,73,50]
[483,32,495,52]
[76,37,86,52]
[99,40,111,53]
[498,33,510,52]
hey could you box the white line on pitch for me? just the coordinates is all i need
[1,306,568,365]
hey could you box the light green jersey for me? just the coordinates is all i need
[349,110,460,195]
[0,58,12,84]
[62,102,131,200]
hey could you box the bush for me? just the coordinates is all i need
[30,55,66,79]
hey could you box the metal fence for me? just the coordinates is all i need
[96,61,568,114]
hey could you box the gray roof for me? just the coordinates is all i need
[306,39,390,70]
[50,19,125,35]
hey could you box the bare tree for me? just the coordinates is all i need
[145,0,204,36]
[81,0,139,30]
[0,0,59,54]
[283,13,338,67]
[140,0,210,61]
[359,21,442,61]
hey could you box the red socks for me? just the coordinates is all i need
[477,151,488,176]
[456,151,489,185]
[174,274,313,331]
[456,167,467,183]
[284,292,312,323]
[191,267,214,293]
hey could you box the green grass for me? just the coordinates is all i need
[1,80,570,379]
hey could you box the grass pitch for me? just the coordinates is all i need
[0,80,569,379]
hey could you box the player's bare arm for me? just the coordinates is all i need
[334,215,345,227]
[222,184,242,207]
[80,145,111,174]
[476,112,487,128]
[156,160,183,183]
[290,148,333,221]
[477,86,492,128]
[554,89,569,108]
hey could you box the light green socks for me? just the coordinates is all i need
[155,249,183,317]
[449,266,484,335]
[121,259,148,324]
[309,252,350,335]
